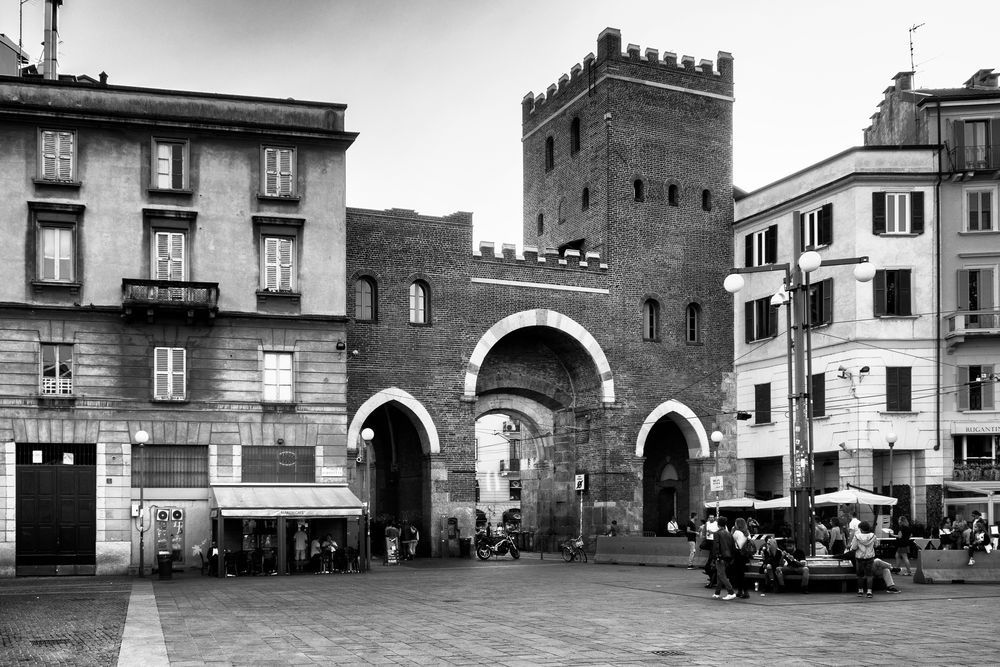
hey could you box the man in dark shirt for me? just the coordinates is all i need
[685,513,699,569]
[711,516,737,600]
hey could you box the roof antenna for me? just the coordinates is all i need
[909,22,925,88]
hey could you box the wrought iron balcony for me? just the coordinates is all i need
[949,145,1000,172]
[122,278,219,324]
[944,309,1000,348]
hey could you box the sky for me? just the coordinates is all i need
[3,0,998,248]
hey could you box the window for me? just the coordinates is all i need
[959,365,995,411]
[799,203,833,250]
[261,235,295,292]
[642,299,659,341]
[633,179,645,202]
[958,268,996,328]
[409,280,430,324]
[811,372,825,417]
[544,136,554,171]
[152,139,188,190]
[686,303,702,343]
[41,343,73,395]
[38,129,76,182]
[261,146,296,197]
[966,189,993,231]
[668,184,679,206]
[873,269,911,316]
[581,187,590,211]
[242,445,315,483]
[702,189,712,211]
[962,120,990,168]
[754,383,771,424]
[154,231,186,282]
[153,347,186,400]
[558,198,566,224]
[509,479,522,502]
[131,445,208,488]
[262,352,293,402]
[570,117,581,155]
[954,435,997,464]
[39,225,74,282]
[886,367,912,412]
[745,225,777,267]
[537,213,544,235]
[744,296,777,342]
[807,278,833,326]
[355,277,377,321]
[872,192,924,234]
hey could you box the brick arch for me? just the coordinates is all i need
[463,309,615,403]
[348,387,440,455]
[474,393,555,461]
[634,399,708,459]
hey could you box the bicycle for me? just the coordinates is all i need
[561,536,587,563]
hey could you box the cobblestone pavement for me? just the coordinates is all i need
[0,577,131,666]
[2,558,1000,665]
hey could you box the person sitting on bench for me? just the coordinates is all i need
[759,537,810,593]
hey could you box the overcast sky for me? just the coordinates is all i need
[3,0,997,247]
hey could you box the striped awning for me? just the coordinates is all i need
[210,484,364,518]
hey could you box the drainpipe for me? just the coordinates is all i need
[935,101,943,461]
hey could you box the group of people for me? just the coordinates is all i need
[685,511,913,599]
[384,520,420,561]
[292,525,347,574]
[938,511,994,565]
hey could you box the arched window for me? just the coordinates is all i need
[686,303,702,343]
[634,179,645,202]
[570,117,581,155]
[581,187,590,211]
[354,277,377,321]
[537,213,544,235]
[544,136,554,171]
[668,183,679,206]
[409,280,430,324]
[558,198,565,224]
[702,189,712,211]
[642,299,659,341]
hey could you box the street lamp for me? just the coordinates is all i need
[886,432,897,500]
[134,429,149,578]
[360,427,374,572]
[724,221,875,554]
[710,430,724,519]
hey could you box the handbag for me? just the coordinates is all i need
[740,538,757,558]
[700,538,712,551]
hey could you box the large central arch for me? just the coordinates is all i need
[463,309,615,403]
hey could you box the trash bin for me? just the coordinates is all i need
[157,552,173,580]
[459,537,472,559]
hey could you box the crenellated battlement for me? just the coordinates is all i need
[474,241,607,272]
[522,27,733,121]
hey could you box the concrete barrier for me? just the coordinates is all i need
[594,536,698,567]
[914,549,1000,584]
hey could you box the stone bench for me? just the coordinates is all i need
[745,556,861,592]
[594,535,695,567]
[914,548,1000,584]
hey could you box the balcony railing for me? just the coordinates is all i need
[944,309,1000,347]
[949,145,1000,172]
[122,278,219,324]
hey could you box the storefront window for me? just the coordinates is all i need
[954,434,997,463]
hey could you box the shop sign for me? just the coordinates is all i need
[954,423,1000,435]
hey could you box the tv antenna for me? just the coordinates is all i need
[909,22,925,87]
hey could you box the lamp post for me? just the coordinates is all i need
[886,432,897,501]
[134,429,149,577]
[710,430,724,519]
[724,223,875,554]
[360,427,374,572]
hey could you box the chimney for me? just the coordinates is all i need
[42,0,63,80]
[893,71,913,92]
[963,69,999,89]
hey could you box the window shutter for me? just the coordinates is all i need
[820,203,833,245]
[56,132,73,180]
[984,364,995,410]
[872,192,886,234]
[277,149,293,196]
[154,347,170,398]
[155,232,185,281]
[277,238,293,290]
[811,372,825,417]
[982,269,995,309]
[958,366,970,410]
[797,212,805,252]
[264,148,278,195]
[744,301,753,343]
[992,119,1000,165]
[744,233,753,267]
[953,120,965,169]
[873,270,887,316]
[264,237,278,289]
[41,130,57,179]
[754,383,771,423]
[910,192,924,234]
[171,143,184,189]
[898,270,912,316]
[899,367,911,411]
[957,270,971,310]
[886,367,898,410]
[767,303,778,338]
[822,278,834,324]
[765,225,777,264]
[170,348,186,399]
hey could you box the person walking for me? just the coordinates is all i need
[711,517,737,600]
[292,524,309,573]
[894,516,913,576]
[685,513,700,570]
[847,520,878,598]
[731,517,752,598]
[828,517,846,556]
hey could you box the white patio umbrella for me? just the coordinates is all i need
[813,489,897,507]
[703,498,757,509]
[753,496,791,510]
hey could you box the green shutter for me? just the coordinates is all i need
[820,203,833,245]
[958,366,970,410]
[745,301,753,343]
[745,233,753,267]
[898,270,912,316]
[953,120,966,169]
[872,192,886,234]
[911,192,924,234]
[874,270,887,316]
[765,225,777,264]
[811,372,825,417]
[823,278,834,324]
[984,365,995,410]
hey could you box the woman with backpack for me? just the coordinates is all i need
[731,517,754,599]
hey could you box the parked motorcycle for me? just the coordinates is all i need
[475,528,520,560]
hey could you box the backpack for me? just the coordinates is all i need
[740,536,757,558]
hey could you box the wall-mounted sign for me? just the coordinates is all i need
[574,474,586,491]
[62,452,74,465]
[710,476,724,492]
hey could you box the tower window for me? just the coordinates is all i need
[544,136,555,171]
[634,179,645,203]
[702,189,712,211]
[668,184,679,206]
[582,187,590,211]
[570,117,581,155]
[685,303,702,343]
[409,280,430,324]
[537,213,544,235]
[642,299,660,341]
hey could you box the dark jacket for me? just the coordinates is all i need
[713,529,736,560]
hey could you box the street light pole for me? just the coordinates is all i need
[710,430,724,519]
[886,432,897,500]
[134,429,149,577]
[360,428,374,572]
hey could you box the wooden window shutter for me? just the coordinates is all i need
[957,270,971,310]
[811,372,825,417]
[767,302,778,338]
[171,143,184,189]
[886,367,898,410]
[958,366,970,410]
[263,237,293,290]
[984,364,995,410]
[910,192,924,234]
[822,278,834,324]
[56,132,73,180]
[872,192,887,234]
[155,232,185,281]
[820,203,833,245]
[170,348,186,399]
[154,347,170,398]
[277,237,293,290]
[797,212,805,252]
[873,270,887,316]
[898,270,912,316]
[982,269,995,310]
[765,225,777,264]
[744,233,753,267]
[264,148,278,195]
[41,130,57,179]
[277,148,293,196]
[953,120,965,169]
[992,119,1000,162]
[899,367,912,411]
[754,383,771,423]
[744,301,753,343]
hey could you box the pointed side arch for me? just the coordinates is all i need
[348,387,440,455]
[463,309,615,403]
[635,400,709,459]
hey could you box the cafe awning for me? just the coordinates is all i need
[210,484,364,518]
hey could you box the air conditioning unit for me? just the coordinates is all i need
[171,508,184,521]
[155,509,170,522]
